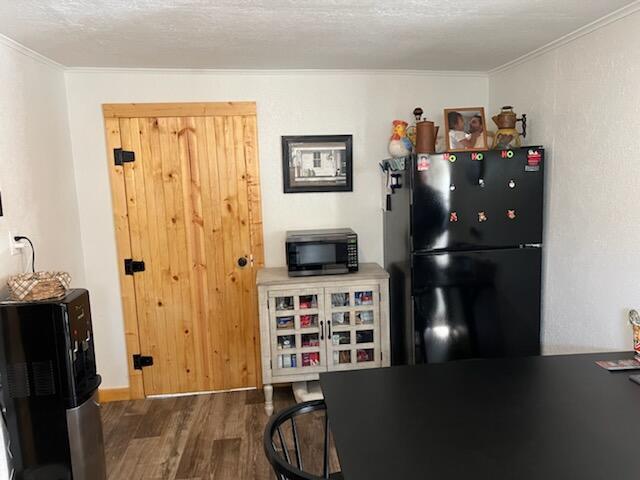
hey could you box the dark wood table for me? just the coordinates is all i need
[320,352,640,480]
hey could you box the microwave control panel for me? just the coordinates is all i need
[347,235,358,270]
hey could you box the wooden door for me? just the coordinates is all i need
[103,102,264,397]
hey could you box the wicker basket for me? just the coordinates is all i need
[7,272,71,302]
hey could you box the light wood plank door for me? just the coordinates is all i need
[104,102,264,397]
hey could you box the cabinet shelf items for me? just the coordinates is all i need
[257,263,390,414]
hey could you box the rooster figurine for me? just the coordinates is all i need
[388,120,413,158]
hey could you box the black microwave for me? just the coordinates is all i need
[286,228,358,277]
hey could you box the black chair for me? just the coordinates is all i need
[263,399,343,480]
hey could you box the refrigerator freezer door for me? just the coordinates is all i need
[412,148,544,252]
[412,247,541,363]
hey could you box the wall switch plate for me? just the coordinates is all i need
[9,232,26,256]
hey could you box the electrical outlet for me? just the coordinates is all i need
[9,232,25,256]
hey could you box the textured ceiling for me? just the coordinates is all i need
[0,0,634,70]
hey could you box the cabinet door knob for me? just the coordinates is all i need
[320,321,324,340]
[237,256,248,267]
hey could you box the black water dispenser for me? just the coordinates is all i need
[0,289,106,479]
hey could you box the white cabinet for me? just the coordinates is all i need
[257,264,390,414]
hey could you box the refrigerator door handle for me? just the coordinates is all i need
[521,243,542,248]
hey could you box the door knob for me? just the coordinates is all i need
[237,256,248,267]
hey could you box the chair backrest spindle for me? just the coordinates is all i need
[263,400,341,480]
[291,417,303,470]
[276,425,291,464]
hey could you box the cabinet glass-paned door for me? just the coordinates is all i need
[269,289,326,375]
[325,286,381,371]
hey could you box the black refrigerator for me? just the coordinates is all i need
[384,147,544,365]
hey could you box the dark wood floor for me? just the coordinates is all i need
[101,387,339,479]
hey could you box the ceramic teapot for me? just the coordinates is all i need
[492,106,518,129]
[409,107,439,154]
[491,106,527,149]
[415,121,439,154]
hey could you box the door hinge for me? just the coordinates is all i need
[114,148,135,166]
[124,259,145,275]
[133,354,153,370]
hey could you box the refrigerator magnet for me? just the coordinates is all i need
[478,211,487,222]
[417,154,430,171]
[508,179,516,189]
[450,212,458,222]
[449,184,456,191]
[526,149,542,172]
[443,153,457,163]
[500,150,515,159]
[507,209,516,220]
[471,152,484,161]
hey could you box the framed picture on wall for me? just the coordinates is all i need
[282,135,353,193]
[443,107,488,152]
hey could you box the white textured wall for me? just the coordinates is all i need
[0,37,85,479]
[64,69,488,387]
[490,11,640,354]
[0,41,85,286]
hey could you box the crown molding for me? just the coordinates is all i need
[489,0,640,75]
[64,67,488,77]
[0,33,64,70]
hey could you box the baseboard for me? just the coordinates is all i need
[99,387,131,403]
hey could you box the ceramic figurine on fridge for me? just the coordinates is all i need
[388,120,413,158]
[630,310,640,355]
